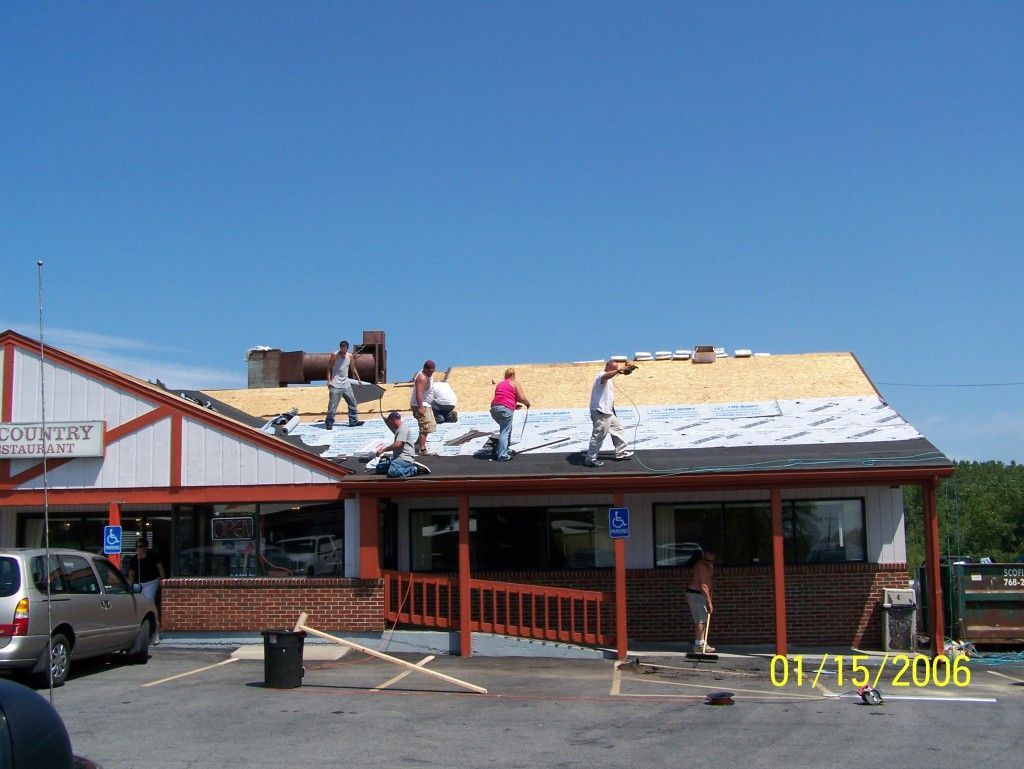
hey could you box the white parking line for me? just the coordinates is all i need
[628,675,820,699]
[373,655,435,690]
[142,657,239,687]
[986,669,1024,684]
[610,663,621,696]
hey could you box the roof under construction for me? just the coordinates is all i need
[202,352,951,480]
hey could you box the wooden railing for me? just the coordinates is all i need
[382,570,614,647]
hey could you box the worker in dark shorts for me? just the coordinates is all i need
[686,546,715,653]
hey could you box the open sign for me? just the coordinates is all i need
[211,517,255,541]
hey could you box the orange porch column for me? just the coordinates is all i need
[108,502,122,569]
[770,486,787,657]
[458,494,472,657]
[613,492,628,661]
[922,477,945,658]
[358,494,381,579]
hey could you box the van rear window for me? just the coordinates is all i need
[0,558,21,597]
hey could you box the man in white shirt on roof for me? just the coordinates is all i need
[324,340,365,430]
[429,379,459,424]
[584,360,637,468]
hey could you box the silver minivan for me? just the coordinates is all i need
[0,548,157,687]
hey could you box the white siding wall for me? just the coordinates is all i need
[12,348,155,424]
[10,349,169,489]
[16,419,172,489]
[180,418,336,486]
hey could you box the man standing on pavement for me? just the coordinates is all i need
[583,360,636,467]
[410,359,436,453]
[374,411,427,478]
[325,340,365,430]
[687,547,716,653]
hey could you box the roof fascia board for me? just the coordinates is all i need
[0,330,349,478]
[0,483,346,507]
[345,465,955,497]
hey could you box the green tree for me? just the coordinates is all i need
[904,461,1024,569]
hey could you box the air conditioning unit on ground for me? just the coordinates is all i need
[882,588,918,652]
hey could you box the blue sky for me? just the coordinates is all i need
[2,3,1021,462]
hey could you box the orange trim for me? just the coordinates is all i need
[106,407,172,442]
[0,330,349,478]
[0,483,344,506]
[1,407,173,490]
[359,495,380,579]
[770,486,787,656]
[5,458,74,487]
[613,491,627,661]
[1,342,12,482]
[341,465,955,497]
[108,502,122,569]
[170,413,182,487]
[922,477,945,658]
[458,494,472,656]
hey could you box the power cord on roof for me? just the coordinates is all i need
[614,382,946,476]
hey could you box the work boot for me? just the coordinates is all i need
[348,420,365,427]
[324,420,334,430]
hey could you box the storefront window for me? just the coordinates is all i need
[655,499,865,565]
[20,515,106,552]
[174,505,262,577]
[654,504,719,566]
[410,510,470,572]
[548,507,612,569]
[261,503,344,577]
[786,499,866,563]
[409,506,609,573]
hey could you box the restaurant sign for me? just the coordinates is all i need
[0,421,105,458]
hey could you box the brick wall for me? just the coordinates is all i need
[161,565,908,647]
[161,578,384,632]
[474,563,909,647]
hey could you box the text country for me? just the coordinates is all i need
[0,424,96,442]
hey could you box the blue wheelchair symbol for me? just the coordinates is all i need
[103,526,122,555]
[608,507,630,539]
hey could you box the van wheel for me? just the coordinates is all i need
[127,620,152,664]
[34,633,71,688]
[306,566,316,578]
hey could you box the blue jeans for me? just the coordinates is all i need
[326,384,358,425]
[432,404,457,423]
[375,458,418,478]
[489,405,514,460]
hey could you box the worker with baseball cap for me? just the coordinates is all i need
[375,411,427,477]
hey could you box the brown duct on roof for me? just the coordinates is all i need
[247,330,387,387]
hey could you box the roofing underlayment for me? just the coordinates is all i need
[203,352,951,476]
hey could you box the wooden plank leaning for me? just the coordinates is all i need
[292,612,488,695]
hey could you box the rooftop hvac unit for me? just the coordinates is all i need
[882,588,918,652]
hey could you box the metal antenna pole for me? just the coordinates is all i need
[37,260,54,703]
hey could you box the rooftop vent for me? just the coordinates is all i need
[692,345,717,364]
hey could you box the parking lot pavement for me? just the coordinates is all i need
[38,647,1024,769]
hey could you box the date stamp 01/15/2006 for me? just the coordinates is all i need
[770,653,972,689]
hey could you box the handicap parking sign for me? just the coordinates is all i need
[608,507,630,539]
[103,525,122,555]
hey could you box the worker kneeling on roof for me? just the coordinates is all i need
[375,411,429,478]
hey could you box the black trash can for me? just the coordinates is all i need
[262,629,306,689]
